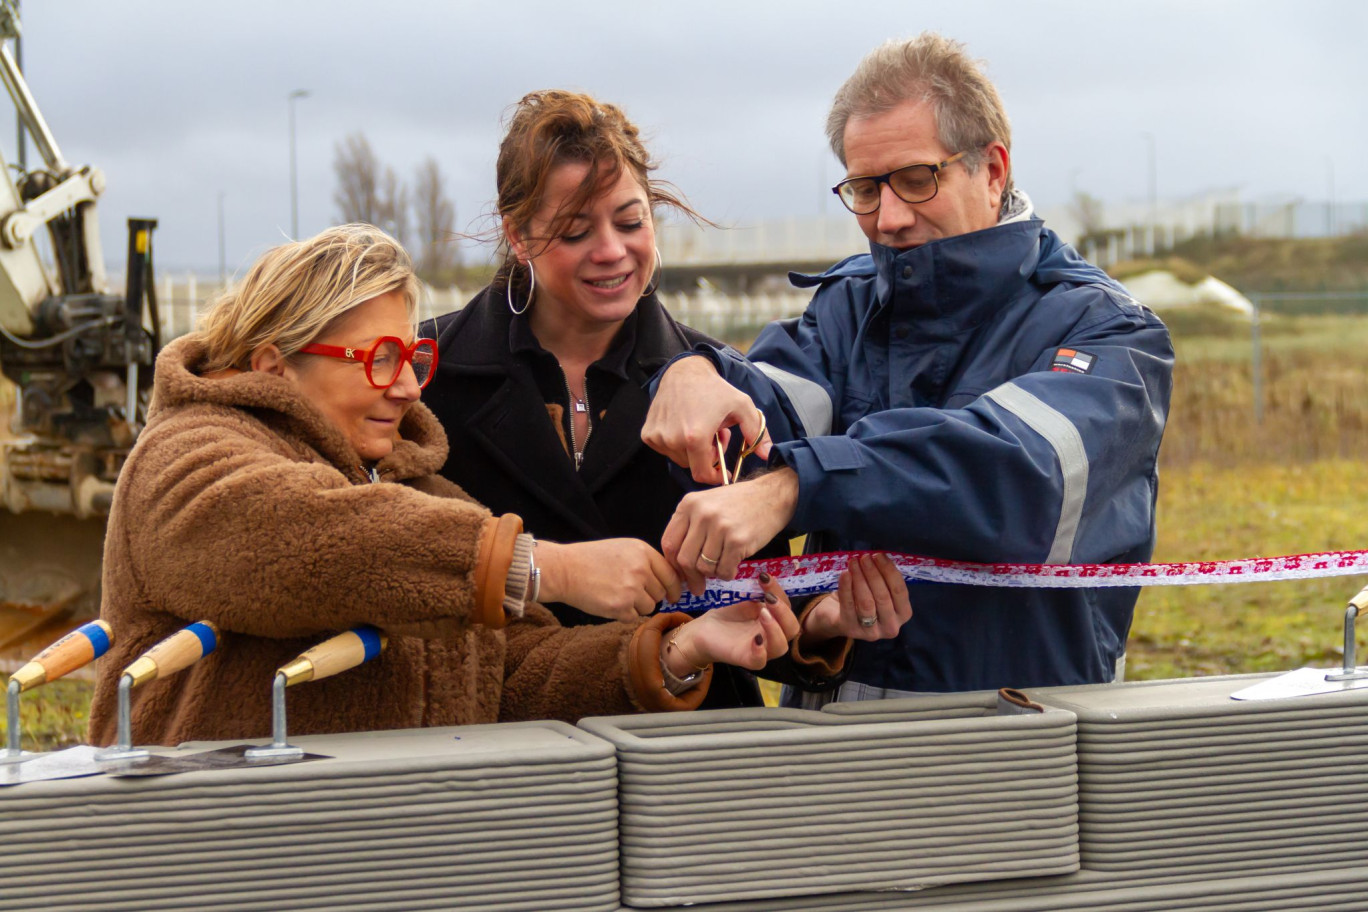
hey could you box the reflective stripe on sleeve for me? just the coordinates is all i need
[755,363,833,437]
[983,382,1089,564]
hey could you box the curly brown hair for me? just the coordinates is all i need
[493,90,704,290]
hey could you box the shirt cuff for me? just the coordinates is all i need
[791,596,853,681]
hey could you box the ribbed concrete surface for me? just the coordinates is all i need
[660,676,1368,911]
[637,865,1368,911]
[10,672,1368,910]
[581,695,1079,907]
[1030,673,1368,878]
[0,722,619,912]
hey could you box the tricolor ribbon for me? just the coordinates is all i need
[664,549,1368,613]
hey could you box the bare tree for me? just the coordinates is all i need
[412,157,458,283]
[333,132,408,244]
[376,166,409,246]
[333,132,381,225]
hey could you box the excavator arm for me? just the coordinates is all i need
[0,0,158,661]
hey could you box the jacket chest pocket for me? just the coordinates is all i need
[838,384,878,432]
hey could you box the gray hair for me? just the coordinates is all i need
[826,33,1013,205]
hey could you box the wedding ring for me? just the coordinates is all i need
[700,553,720,566]
[859,616,877,628]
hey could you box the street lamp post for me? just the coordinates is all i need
[288,89,309,238]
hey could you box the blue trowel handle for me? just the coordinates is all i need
[122,620,219,688]
[276,625,387,686]
[8,620,114,693]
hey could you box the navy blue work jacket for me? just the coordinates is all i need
[694,215,1174,693]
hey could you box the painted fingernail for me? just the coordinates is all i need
[763,592,779,604]
[758,571,772,584]
[754,634,764,646]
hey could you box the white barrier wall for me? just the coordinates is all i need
[153,280,812,346]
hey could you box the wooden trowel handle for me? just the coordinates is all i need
[278,626,387,686]
[8,620,115,692]
[123,621,220,687]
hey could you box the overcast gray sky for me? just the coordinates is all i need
[17,0,1368,272]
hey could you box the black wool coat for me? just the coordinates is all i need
[425,284,763,709]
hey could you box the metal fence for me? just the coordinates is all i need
[1216,201,1368,239]
[657,216,867,267]
[1241,292,1368,426]
[153,276,812,346]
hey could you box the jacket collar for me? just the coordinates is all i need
[508,304,642,382]
[792,188,1046,332]
[430,285,691,537]
[151,334,450,483]
[435,284,693,380]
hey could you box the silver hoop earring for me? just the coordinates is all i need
[642,246,663,297]
[507,260,536,316]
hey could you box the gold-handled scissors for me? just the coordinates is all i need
[713,410,767,485]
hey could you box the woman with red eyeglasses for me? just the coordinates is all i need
[89,224,803,748]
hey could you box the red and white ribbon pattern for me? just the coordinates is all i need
[665,549,1368,613]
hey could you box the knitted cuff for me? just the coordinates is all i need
[502,533,535,619]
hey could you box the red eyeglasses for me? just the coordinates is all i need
[298,336,438,390]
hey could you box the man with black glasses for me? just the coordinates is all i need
[642,32,1174,702]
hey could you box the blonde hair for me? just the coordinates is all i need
[198,224,420,372]
[826,33,1013,205]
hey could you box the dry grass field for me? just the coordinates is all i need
[1131,459,1368,679]
[1129,310,1368,679]
[7,309,1368,751]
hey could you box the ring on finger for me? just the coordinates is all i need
[859,616,877,628]
[700,553,720,566]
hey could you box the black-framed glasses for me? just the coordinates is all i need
[831,151,968,215]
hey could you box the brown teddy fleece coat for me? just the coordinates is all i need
[89,335,706,747]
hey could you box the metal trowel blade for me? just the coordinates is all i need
[1230,666,1368,701]
[102,743,329,777]
[0,745,106,786]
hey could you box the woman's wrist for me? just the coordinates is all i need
[661,624,710,678]
[797,594,839,648]
[532,539,567,604]
[659,623,711,696]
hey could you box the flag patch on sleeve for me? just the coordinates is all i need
[1051,348,1096,374]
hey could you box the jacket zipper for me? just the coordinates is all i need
[562,374,592,471]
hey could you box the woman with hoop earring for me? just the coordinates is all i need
[425,91,850,708]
